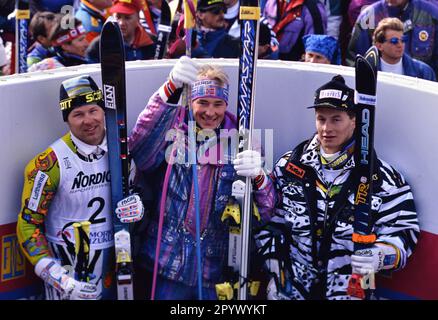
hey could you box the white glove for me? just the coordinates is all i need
[169,56,199,88]
[351,244,398,275]
[115,194,144,223]
[266,278,291,300]
[233,150,263,178]
[35,257,98,300]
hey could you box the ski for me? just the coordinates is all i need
[154,0,172,59]
[347,46,379,300]
[15,0,30,73]
[100,19,134,300]
[235,0,261,301]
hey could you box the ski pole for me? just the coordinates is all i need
[236,0,261,300]
[183,0,203,300]
[15,0,29,73]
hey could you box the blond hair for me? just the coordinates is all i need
[197,64,229,86]
[373,17,404,44]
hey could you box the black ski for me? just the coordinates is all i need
[154,0,172,59]
[234,0,261,301]
[100,19,134,300]
[347,46,379,300]
[15,0,30,73]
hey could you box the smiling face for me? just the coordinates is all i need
[315,107,356,154]
[192,97,227,129]
[67,104,105,145]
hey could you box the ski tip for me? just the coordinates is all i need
[101,18,119,34]
[355,46,379,70]
[100,18,124,55]
[161,0,171,21]
[364,46,379,68]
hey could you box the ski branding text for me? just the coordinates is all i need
[104,85,116,110]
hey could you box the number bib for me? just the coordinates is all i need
[45,139,114,250]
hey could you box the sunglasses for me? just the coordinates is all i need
[384,35,408,44]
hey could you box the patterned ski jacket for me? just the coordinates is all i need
[347,0,438,74]
[128,91,274,288]
[16,133,115,298]
[255,135,419,299]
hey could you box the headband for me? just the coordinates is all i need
[53,24,86,46]
[191,79,229,104]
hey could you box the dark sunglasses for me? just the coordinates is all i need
[384,35,408,44]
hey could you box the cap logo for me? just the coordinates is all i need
[319,89,342,100]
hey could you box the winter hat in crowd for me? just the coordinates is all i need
[303,34,341,65]
[110,0,142,15]
[197,0,226,12]
[59,75,104,121]
[308,75,355,112]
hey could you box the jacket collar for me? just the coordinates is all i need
[300,134,355,181]
[131,24,154,48]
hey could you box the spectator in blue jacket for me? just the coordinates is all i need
[373,17,436,81]
[347,0,438,75]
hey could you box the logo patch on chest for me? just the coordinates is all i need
[286,163,305,179]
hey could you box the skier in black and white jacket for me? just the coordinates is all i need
[254,75,419,300]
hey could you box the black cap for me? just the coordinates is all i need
[308,75,355,112]
[197,0,226,11]
[59,75,104,121]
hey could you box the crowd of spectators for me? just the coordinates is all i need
[0,0,437,81]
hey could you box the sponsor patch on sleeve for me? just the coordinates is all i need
[28,171,49,211]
